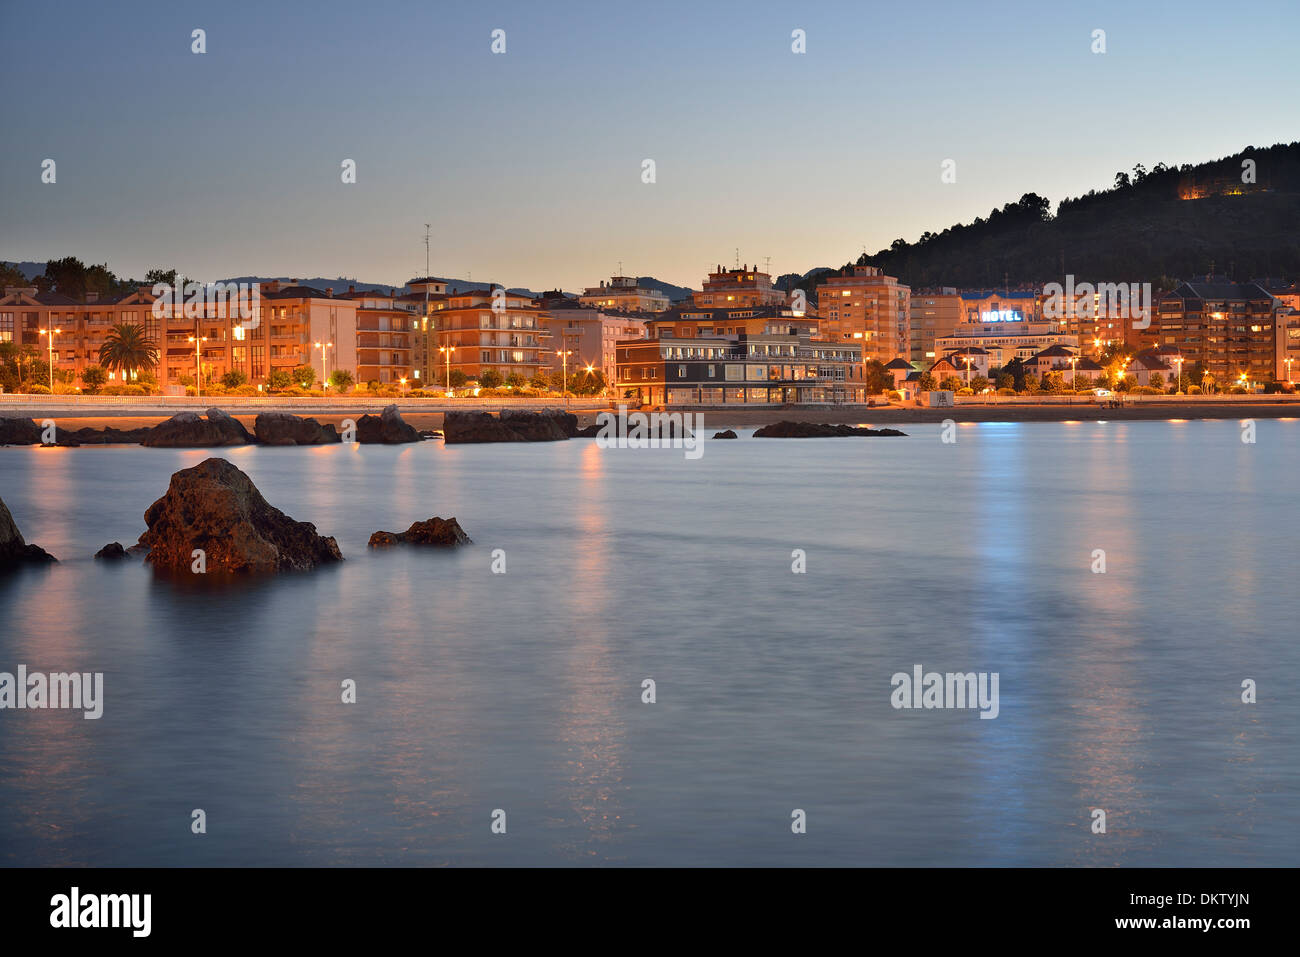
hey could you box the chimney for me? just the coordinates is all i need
[326,287,333,297]
[85,291,99,304]
[348,285,355,294]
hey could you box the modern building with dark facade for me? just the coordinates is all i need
[1147,280,1286,387]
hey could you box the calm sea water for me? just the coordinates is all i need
[1,419,1297,867]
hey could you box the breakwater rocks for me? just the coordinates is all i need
[0,405,423,447]
[442,409,578,443]
[136,457,343,573]
[0,497,57,567]
[752,421,907,438]
[368,517,472,548]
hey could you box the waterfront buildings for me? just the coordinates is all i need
[908,288,962,365]
[431,286,546,382]
[537,293,647,386]
[934,311,1078,368]
[643,304,818,340]
[615,329,862,405]
[578,275,670,313]
[814,265,911,363]
[693,265,787,308]
[1147,280,1285,386]
[344,287,416,385]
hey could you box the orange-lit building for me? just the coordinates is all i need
[693,264,787,308]
[908,288,961,364]
[814,265,910,362]
[579,275,670,313]
[431,286,546,383]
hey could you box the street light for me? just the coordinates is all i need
[1285,356,1293,386]
[313,341,333,390]
[853,330,871,403]
[962,354,972,388]
[439,345,455,395]
[556,349,573,405]
[38,327,61,394]
[187,334,207,396]
[1173,356,1184,395]
[1068,354,1078,389]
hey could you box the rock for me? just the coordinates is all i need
[753,420,907,438]
[368,517,471,547]
[500,408,577,438]
[69,426,153,445]
[442,409,572,443]
[712,429,739,439]
[573,422,604,437]
[0,497,57,566]
[94,542,129,560]
[254,411,341,446]
[355,404,420,443]
[0,417,41,445]
[136,457,343,573]
[0,416,80,445]
[142,408,252,447]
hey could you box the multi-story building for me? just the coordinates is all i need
[693,264,787,308]
[814,265,910,363]
[343,288,416,385]
[616,330,862,406]
[432,286,545,383]
[401,277,450,380]
[537,293,646,387]
[908,288,962,365]
[1149,280,1285,387]
[643,304,818,341]
[578,275,670,313]
[935,311,1077,368]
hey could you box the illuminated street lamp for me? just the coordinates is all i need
[556,348,573,406]
[313,341,333,390]
[439,345,455,395]
[962,354,973,388]
[38,327,61,394]
[1068,353,1078,388]
[1173,355,1184,395]
[1285,356,1294,386]
[187,333,207,396]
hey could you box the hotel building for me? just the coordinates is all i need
[934,310,1077,368]
[814,265,910,363]
[578,275,670,313]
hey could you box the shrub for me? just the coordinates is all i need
[80,364,109,393]
[1188,385,1203,394]
[1132,386,1160,395]
[27,383,51,394]
[221,369,248,389]
[231,384,260,396]
[956,387,974,396]
[1229,386,1248,394]
[997,387,1017,396]
[122,384,146,396]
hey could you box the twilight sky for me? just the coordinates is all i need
[1,0,1295,292]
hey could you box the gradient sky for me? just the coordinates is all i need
[2,0,1296,292]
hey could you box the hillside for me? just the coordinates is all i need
[854,141,1300,289]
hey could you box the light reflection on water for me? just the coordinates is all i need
[0,420,1297,866]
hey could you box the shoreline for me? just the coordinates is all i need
[1,401,1297,435]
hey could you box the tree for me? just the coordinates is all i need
[571,368,607,395]
[995,371,1013,390]
[80,364,109,393]
[448,369,468,388]
[479,369,503,389]
[268,369,294,389]
[0,262,28,288]
[1023,373,1040,393]
[917,371,937,391]
[528,370,549,390]
[939,375,963,392]
[98,322,158,380]
[144,268,177,287]
[329,368,354,391]
[969,374,990,393]
[505,372,526,389]
[1148,371,1165,391]
[1113,171,1131,189]
[221,369,248,389]
[293,364,316,388]
[1042,370,1066,394]
[862,358,891,393]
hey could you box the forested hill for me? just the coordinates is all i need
[851,142,1300,289]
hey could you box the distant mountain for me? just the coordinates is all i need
[2,262,46,281]
[218,276,551,298]
[635,276,695,302]
[854,141,1300,289]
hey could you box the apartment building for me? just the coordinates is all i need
[1149,280,1286,386]
[537,294,647,386]
[578,274,670,313]
[693,265,787,308]
[814,265,910,362]
[343,288,416,385]
[432,286,545,382]
[908,288,962,364]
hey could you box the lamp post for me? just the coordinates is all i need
[187,333,207,396]
[556,349,572,406]
[313,341,333,390]
[1173,356,1184,395]
[1069,354,1078,389]
[1284,355,1294,389]
[439,345,455,395]
[38,327,61,393]
[853,330,871,403]
[963,354,972,388]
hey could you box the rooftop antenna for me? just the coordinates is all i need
[617,260,623,277]
[735,248,740,270]
[763,256,772,276]
[423,223,431,318]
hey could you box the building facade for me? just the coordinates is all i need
[578,275,670,313]
[814,265,911,363]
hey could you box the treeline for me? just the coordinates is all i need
[844,142,1300,290]
[0,258,176,299]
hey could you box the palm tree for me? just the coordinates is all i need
[98,322,158,381]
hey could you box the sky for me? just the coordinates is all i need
[1,0,1296,292]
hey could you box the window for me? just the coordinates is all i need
[677,365,686,377]
[708,365,716,378]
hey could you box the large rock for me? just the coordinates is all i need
[137,457,343,573]
[69,426,152,445]
[94,542,129,560]
[142,408,252,447]
[368,517,471,548]
[442,409,572,443]
[254,411,341,446]
[355,404,420,444]
[753,420,907,438]
[0,497,57,566]
[712,429,739,439]
[0,416,80,446]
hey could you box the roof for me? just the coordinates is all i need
[884,358,913,369]
[1034,344,1076,357]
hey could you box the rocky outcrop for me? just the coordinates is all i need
[442,409,573,443]
[137,457,343,573]
[355,404,420,444]
[753,421,907,438]
[368,517,471,547]
[0,416,81,446]
[0,497,57,566]
[712,429,739,439]
[142,408,252,447]
[94,542,129,560]
[69,426,152,445]
[254,412,341,446]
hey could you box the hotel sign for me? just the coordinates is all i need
[980,310,1022,322]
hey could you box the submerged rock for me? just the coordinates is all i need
[753,420,907,438]
[142,408,252,447]
[368,517,471,547]
[0,497,57,566]
[137,457,343,573]
[94,542,129,560]
[355,404,420,444]
[254,411,341,446]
